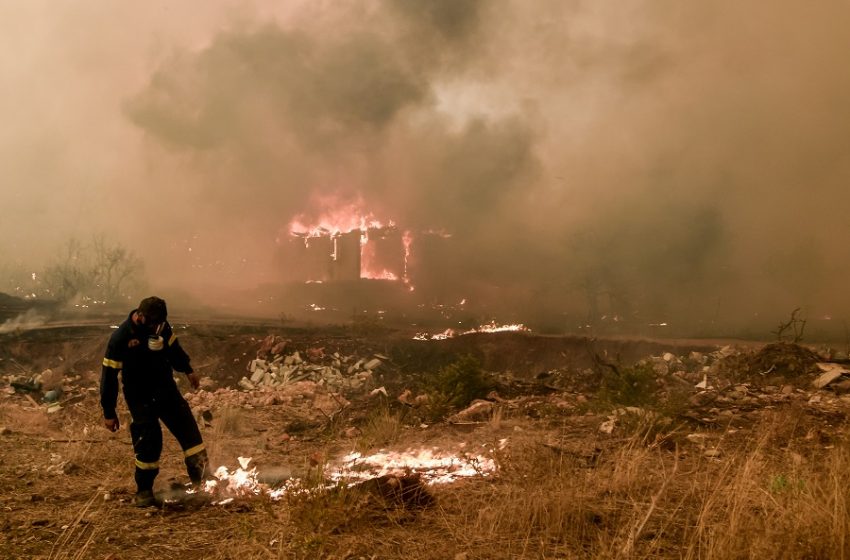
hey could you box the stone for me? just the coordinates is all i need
[448,400,496,423]
[813,366,845,389]
[364,358,382,371]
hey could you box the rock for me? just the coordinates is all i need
[364,358,382,371]
[813,365,846,389]
[448,400,496,423]
[42,388,63,403]
[370,386,388,398]
[0,426,11,435]
[688,351,706,364]
[599,418,616,434]
[704,449,722,458]
[686,433,707,444]
[39,368,63,391]
[250,369,265,384]
[238,377,255,391]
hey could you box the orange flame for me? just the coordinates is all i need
[287,201,413,285]
[414,322,530,341]
[195,447,500,505]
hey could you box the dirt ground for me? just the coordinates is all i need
[3,320,850,559]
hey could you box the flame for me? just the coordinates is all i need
[361,269,399,281]
[289,199,388,239]
[287,200,412,285]
[414,322,530,341]
[328,448,497,485]
[194,447,498,505]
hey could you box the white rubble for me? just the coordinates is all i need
[236,349,384,395]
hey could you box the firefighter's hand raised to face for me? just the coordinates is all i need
[104,417,120,432]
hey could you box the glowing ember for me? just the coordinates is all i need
[361,269,399,281]
[414,322,530,341]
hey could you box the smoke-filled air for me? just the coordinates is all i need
[3,0,850,337]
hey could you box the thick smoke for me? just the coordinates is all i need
[3,0,850,335]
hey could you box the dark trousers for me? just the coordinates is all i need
[128,392,208,492]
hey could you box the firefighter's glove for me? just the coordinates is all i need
[186,372,200,390]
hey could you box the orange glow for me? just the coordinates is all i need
[193,448,500,505]
[287,199,413,285]
[414,322,530,341]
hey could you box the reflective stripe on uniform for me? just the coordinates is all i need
[103,358,122,369]
[183,443,206,458]
[135,459,160,470]
[168,334,178,346]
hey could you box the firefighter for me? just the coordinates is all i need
[100,296,209,507]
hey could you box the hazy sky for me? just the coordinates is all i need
[2,0,850,330]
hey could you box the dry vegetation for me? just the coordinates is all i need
[2,326,850,559]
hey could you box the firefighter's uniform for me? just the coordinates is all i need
[100,310,208,492]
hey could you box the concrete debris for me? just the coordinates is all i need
[686,433,708,444]
[185,380,350,419]
[813,363,849,389]
[369,386,388,398]
[237,348,382,395]
[448,400,496,423]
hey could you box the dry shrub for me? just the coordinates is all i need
[421,355,495,421]
[204,406,245,461]
[357,403,403,450]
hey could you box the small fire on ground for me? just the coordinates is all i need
[414,321,530,341]
[196,446,500,505]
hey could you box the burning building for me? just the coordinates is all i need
[278,208,412,287]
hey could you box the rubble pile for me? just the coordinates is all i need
[183,337,386,414]
[236,337,385,395]
[708,342,821,380]
[184,380,350,419]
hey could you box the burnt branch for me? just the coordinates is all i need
[772,308,807,343]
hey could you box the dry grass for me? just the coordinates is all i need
[355,403,404,450]
[5,393,850,559]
